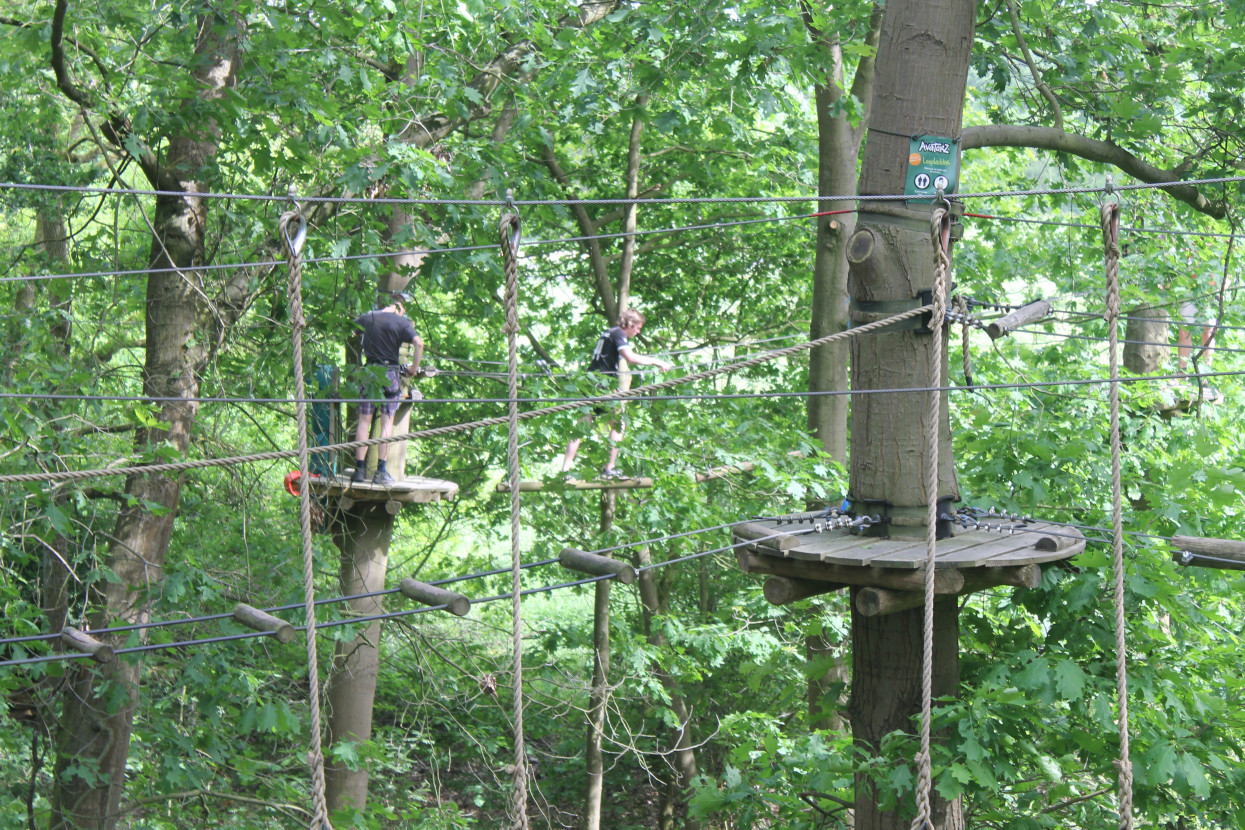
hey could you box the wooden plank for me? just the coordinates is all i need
[979,525,1086,567]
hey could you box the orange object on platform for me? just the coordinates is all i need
[284,471,301,497]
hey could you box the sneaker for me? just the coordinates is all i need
[350,468,368,483]
[600,468,627,480]
[372,470,396,487]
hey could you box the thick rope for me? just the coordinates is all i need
[0,306,931,485]
[499,205,529,830]
[280,209,333,830]
[911,211,951,830]
[1101,202,1134,830]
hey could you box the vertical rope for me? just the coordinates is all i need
[1101,201,1135,830]
[280,207,333,830]
[911,209,951,830]
[498,200,529,830]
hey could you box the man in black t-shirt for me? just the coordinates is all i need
[560,308,673,478]
[351,292,427,486]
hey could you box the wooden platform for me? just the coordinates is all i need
[497,477,654,492]
[734,515,1086,616]
[310,472,458,506]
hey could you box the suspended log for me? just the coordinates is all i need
[986,299,1052,340]
[59,627,114,664]
[1172,535,1245,571]
[398,578,471,616]
[232,603,296,644]
[559,548,638,585]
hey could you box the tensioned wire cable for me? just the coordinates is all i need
[0,526,816,669]
[3,173,1242,204]
[3,204,1236,286]
[0,516,794,649]
[5,367,1244,410]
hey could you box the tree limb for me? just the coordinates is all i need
[961,124,1228,218]
[1005,0,1062,132]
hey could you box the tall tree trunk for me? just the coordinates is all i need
[49,13,242,828]
[846,0,975,827]
[581,578,611,830]
[325,506,397,812]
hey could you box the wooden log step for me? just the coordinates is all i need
[60,627,114,663]
[398,578,471,617]
[559,548,638,584]
[232,604,296,644]
[1172,535,1245,570]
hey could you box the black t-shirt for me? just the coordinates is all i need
[355,310,418,368]
[587,327,629,375]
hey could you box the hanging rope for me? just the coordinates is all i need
[498,195,529,830]
[1101,200,1135,830]
[955,294,972,388]
[910,209,952,830]
[279,205,333,830]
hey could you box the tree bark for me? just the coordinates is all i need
[49,13,242,828]
[325,505,397,812]
[581,579,611,830]
[846,0,976,827]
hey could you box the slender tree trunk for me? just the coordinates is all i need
[582,579,611,830]
[49,14,242,828]
[325,506,397,812]
[635,547,700,830]
[846,0,976,827]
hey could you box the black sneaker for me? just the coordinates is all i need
[372,470,396,487]
[600,468,627,480]
[350,468,368,483]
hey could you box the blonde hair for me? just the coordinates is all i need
[619,309,646,329]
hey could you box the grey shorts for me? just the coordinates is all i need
[1179,301,1216,329]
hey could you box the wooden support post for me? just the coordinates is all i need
[59,627,114,664]
[232,603,296,644]
[559,548,638,584]
[986,299,1053,340]
[398,578,471,617]
[1172,535,1245,571]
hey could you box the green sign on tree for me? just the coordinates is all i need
[904,135,959,201]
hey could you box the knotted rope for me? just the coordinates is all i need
[499,201,529,830]
[1101,201,1134,830]
[911,209,952,830]
[280,208,332,830]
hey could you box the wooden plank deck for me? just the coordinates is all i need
[310,472,458,504]
[734,517,1085,572]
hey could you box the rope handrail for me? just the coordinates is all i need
[0,304,932,485]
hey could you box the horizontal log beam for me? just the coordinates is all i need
[854,565,1044,617]
[232,603,296,644]
[559,548,637,584]
[763,576,846,605]
[986,299,1052,340]
[60,627,114,663]
[399,578,471,616]
[1172,535,1245,570]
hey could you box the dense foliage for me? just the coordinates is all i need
[2,0,1243,828]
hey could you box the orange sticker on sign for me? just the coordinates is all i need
[909,152,922,166]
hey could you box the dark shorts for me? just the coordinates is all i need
[358,366,403,417]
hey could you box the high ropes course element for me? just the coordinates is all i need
[3,173,1243,829]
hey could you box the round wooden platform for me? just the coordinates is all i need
[310,472,458,505]
[734,513,1086,616]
